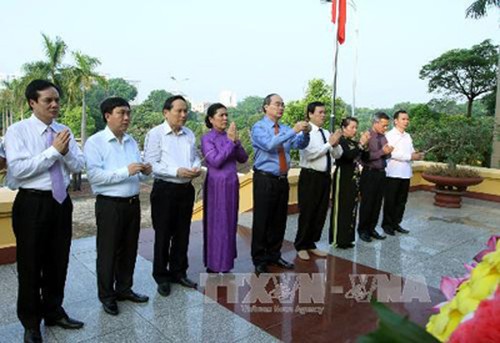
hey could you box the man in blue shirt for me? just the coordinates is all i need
[85,97,151,316]
[251,93,310,274]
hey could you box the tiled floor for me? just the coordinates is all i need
[0,191,498,342]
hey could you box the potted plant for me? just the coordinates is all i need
[421,161,483,208]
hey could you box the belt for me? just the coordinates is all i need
[363,166,385,172]
[253,168,288,180]
[19,188,52,196]
[154,179,192,188]
[97,194,139,204]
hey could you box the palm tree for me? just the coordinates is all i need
[65,52,106,145]
[466,0,500,18]
[466,0,500,167]
[41,33,67,87]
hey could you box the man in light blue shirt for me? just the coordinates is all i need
[251,93,310,274]
[84,97,151,316]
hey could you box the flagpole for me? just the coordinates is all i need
[331,38,339,132]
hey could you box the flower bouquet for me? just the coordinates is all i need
[426,235,500,342]
[358,235,499,342]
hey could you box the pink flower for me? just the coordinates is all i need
[473,235,500,263]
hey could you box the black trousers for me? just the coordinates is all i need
[382,177,410,230]
[358,169,386,234]
[151,180,194,285]
[295,169,331,251]
[95,195,141,303]
[251,172,289,266]
[12,189,72,330]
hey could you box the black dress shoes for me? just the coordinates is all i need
[24,329,42,343]
[382,226,395,236]
[337,243,355,249]
[270,258,294,270]
[117,290,149,303]
[395,225,410,234]
[102,301,119,316]
[255,263,268,274]
[359,233,372,242]
[174,277,197,289]
[157,282,171,297]
[370,231,387,240]
[45,316,84,329]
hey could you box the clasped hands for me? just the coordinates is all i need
[128,163,152,176]
[52,129,71,155]
[293,121,311,134]
[227,122,239,142]
[176,167,202,179]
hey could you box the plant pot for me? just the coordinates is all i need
[421,173,483,208]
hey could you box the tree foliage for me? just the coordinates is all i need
[466,0,500,18]
[419,40,498,117]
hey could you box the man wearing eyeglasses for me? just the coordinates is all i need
[250,93,311,274]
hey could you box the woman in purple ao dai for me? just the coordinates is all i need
[201,103,248,273]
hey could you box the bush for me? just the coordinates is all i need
[409,109,493,167]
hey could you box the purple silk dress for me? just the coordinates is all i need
[201,129,248,272]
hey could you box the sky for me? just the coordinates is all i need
[0,0,498,108]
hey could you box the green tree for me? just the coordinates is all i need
[64,52,106,144]
[466,0,500,18]
[59,106,96,139]
[419,40,498,117]
[281,79,348,161]
[465,0,500,167]
[41,33,67,87]
[282,79,348,129]
[86,78,138,131]
[141,89,174,112]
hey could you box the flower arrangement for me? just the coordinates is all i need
[426,235,500,342]
[358,236,499,343]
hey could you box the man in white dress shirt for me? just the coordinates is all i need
[295,102,342,260]
[382,110,424,235]
[84,97,151,316]
[144,95,201,296]
[5,79,85,343]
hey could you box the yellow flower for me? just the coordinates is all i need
[426,240,500,342]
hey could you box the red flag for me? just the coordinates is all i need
[337,0,346,44]
[331,0,338,23]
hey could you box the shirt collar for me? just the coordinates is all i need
[30,113,61,136]
[309,122,321,132]
[104,125,130,143]
[369,128,384,138]
[262,115,279,128]
[392,127,407,136]
[163,120,185,136]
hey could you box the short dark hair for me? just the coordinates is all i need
[205,103,227,129]
[163,95,187,111]
[306,101,325,120]
[262,93,278,112]
[100,97,130,123]
[25,79,61,110]
[341,116,359,129]
[373,111,390,123]
[393,109,408,120]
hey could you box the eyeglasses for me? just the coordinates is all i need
[272,102,285,108]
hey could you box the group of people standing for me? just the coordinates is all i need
[296,108,423,260]
[2,79,421,343]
